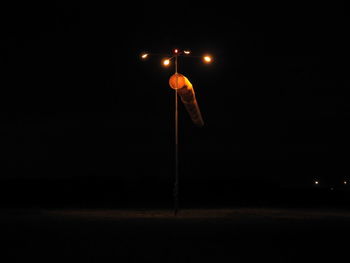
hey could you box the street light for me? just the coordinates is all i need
[141,53,149,59]
[162,58,171,66]
[141,48,213,215]
[203,55,213,63]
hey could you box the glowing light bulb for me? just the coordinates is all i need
[163,58,170,66]
[203,55,212,63]
[141,53,149,59]
[184,50,191,55]
[315,180,319,185]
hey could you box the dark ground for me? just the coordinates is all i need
[2,207,350,262]
[1,177,350,262]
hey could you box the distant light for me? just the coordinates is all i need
[163,58,171,66]
[203,55,212,63]
[184,50,191,55]
[344,181,347,185]
[174,49,179,54]
[330,187,334,191]
[315,180,319,185]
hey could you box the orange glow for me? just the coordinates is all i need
[162,58,171,66]
[203,55,212,63]
[169,73,191,90]
[169,73,204,126]
[141,53,148,59]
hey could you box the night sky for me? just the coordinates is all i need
[0,2,347,207]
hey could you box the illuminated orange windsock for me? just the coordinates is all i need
[169,73,204,127]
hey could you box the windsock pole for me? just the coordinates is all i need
[140,48,212,216]
[174,54,179,216]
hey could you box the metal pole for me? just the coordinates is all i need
[174,55,179,216]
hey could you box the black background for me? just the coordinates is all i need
[0,1,348,208]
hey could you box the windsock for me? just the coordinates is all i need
[169,73,204,127]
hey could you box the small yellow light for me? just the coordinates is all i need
[141,53,148,59]
[315,181,319,185]
[203,55,212,63]
[184,50,191,55]
[163,58,170,66]
[344,181,347,185]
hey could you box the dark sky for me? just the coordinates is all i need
[0,1,347,187]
